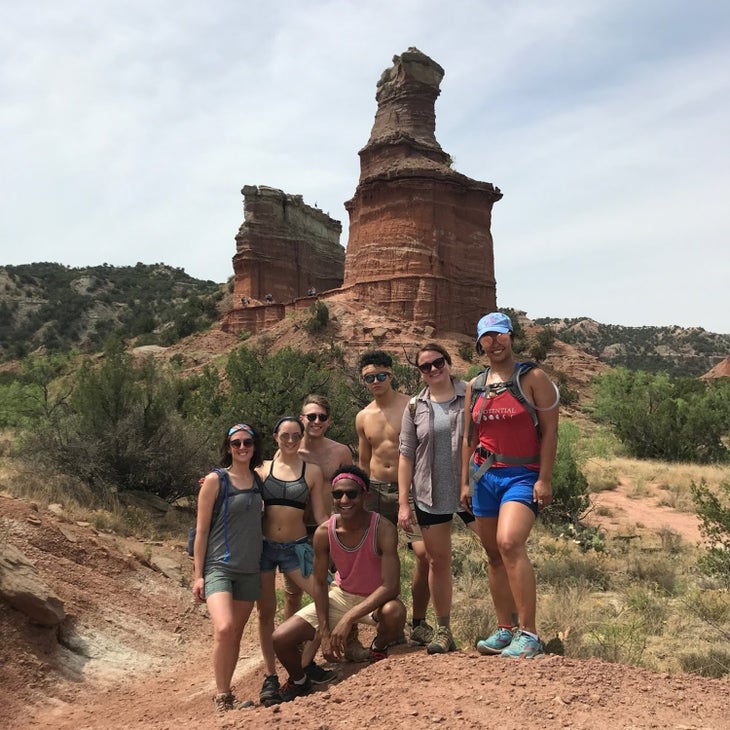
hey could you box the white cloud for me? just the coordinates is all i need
[1,0,728,332]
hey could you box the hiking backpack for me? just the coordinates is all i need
[467,361,543,490]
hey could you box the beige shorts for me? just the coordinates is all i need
[296,584,381,629]
[367,479,422,545]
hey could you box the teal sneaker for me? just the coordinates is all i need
[501,630,544,658]
[477,628,514,655]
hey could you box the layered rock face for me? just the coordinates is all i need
[343,47,502,334]
[232,185,344,306]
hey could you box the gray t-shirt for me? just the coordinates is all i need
[417,400,459,515]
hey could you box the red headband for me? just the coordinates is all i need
[331,472,369,493]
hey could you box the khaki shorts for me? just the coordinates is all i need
[296,584,380,629]
[367,479,422,545]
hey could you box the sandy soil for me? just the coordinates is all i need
[1,491,727,730]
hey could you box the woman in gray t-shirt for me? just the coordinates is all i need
[398,343,475,656]
[192,423,264,713]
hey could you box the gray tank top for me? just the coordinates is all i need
[204,471,263,574]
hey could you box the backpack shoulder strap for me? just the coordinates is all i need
[211,468,230,520]
[467,367,490,445]
[509,362,540,433]
[408,395,418,419]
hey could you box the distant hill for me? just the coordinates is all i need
[534,316,729,377]
[0,263,226,361]
[1,263,727,377]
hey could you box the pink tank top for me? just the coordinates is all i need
[472,389,540,470]
[328,512,382,596]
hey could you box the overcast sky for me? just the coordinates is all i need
[2,1,729,333]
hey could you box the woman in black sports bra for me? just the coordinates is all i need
[255,416,328,704]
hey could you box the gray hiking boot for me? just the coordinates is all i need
[259,674,280,704]
[409,621,435,646]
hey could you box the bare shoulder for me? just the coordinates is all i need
[375,513,398,544]
[305,461,325,480]
[327,438,353,464]
[394,391,411,406]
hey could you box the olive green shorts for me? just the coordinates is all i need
[367,479,422,545]
[204,567,260,602]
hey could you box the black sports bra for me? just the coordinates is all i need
[262,460,309,509]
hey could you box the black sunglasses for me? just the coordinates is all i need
[304,412,329,423]
[418,356,446,373]
[229,438,254,449]
[363,372,389,384]
[332,488,361,500]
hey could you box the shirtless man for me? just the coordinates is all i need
[355,350,434,647]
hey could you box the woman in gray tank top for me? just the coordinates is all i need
[192,423,264,713]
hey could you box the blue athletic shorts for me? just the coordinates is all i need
[472,466,539,518]
[260,536,308,574]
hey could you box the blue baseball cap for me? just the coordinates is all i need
[475,312,513,353]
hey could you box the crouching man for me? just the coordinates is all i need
[269,465,406,705]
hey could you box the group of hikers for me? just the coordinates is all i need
[191,311,560,712]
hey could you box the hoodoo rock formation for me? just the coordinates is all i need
[223,48,501,338]
[222,186,344,334]
[342,47,502,334]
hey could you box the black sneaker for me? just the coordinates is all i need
[268,675,313,704]
[303,661,336,684]
[259,674,280,704]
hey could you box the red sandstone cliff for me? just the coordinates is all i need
[342,47,503,335]
[231,185,344,306]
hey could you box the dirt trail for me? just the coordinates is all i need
[1,493,728,730]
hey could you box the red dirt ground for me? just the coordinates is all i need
[1,491,727,730]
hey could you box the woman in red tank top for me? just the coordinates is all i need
[460,312,559,659]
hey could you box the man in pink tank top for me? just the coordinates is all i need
[268,465,406,705]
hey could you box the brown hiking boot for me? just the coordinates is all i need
[427,625,456,654]
[409,621,435,646]
[214,691,254,712]
[344,625,370,662]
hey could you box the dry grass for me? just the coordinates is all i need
[583,456,726,513]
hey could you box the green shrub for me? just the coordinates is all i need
[678,649,730,678]
[692,479,730,586]
[304,301,330,333]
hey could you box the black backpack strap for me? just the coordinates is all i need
[508,362,540,435]
[467,367,490,446]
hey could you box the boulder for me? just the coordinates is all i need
[0,543,65,626]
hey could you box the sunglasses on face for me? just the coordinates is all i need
[304,412,329,423]
[278,432,302,443]
[332,488,361,500]
[229,438,254,449]
[480,332,510,344]
[363,372,390,384]
[418,356,446,374]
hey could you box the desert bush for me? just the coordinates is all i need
[624,587,668,634]
[534,540,611,589]
[592,369,729,463]
[678,649,730,678]
[304,300,329,333]
[691,479,730,586]
[578,616,648,666]
[625,554,678,595]
[457,341,474,363]
[657,527,684,554]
